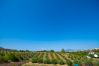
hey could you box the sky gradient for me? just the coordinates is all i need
[0,0,99,50]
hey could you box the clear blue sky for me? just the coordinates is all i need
[0,0,99,50]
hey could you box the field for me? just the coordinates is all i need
[0,47,99,66]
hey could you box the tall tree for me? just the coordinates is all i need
[61,48,65,53]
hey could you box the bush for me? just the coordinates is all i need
[8,54,19,62]
[0,55,8,63]
[32,57,38,63]
[3,55,10,62]
[93,61,99,66]
[51,59,57,64]
[38,58,43,63]
[73,59,81,65]
[89,54,94,58]
[96,61,99,66]
[66,59,73,66]
[58,60,65,65]
[84,59,93,66]
[45,58,51,64]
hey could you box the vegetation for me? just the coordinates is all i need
[0,47,34,63]
[0,47,99,66]
[61,48,65,53]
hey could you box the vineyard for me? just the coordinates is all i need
[30,52,99,66]
[0,47,99,66]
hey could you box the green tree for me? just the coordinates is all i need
[50,50,55,52]
[61,48,65,53]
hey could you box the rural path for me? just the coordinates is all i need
[0,62,25,66]
[22,62,68,66]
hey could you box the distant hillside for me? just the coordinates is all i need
[0,46,99,53]
[0,47,32,52]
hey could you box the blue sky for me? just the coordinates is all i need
[0,0,99,50]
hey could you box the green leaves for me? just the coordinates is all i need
[66,59,73,66]
[0,51,34,63]
[0,48,99,66]
[61,48,65,53]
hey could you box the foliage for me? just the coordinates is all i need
[0,48,34,63]
[50,50,55,52]
[61,48,65,53]
[66,59,73,66]
[0,47,99,66]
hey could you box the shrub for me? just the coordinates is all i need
[66,59,73,66]
[51,59,57,64]
[0,55,7,63]
[10,54,19,62]
[45,58,51,64]
[84,59,93,66]
[3,55,9,62]
[32,57,38,63]
[38,58,43,63]
[58,60,65,65]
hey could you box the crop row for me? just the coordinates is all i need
[0,49,99,66]
[31,52,99,66]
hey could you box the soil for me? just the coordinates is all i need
[0,62,25,66]
[22,62,68,66]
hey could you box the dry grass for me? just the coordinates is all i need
[22,62,68,66]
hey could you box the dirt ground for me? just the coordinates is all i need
[0,62,25,66]
[22,62,68,66]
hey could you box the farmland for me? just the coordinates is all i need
[0,47,99,66]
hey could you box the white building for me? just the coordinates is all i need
[89,51,95,54]
[94,54,98,58]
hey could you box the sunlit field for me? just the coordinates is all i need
[0,47,99,66]
[0,0,99,66]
